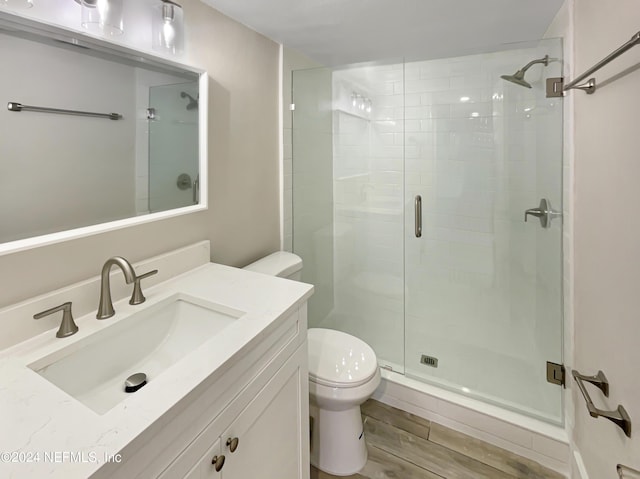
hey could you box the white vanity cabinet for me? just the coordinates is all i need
[92,304,310,479]
[218,355,304,479]
[173,345,306,479]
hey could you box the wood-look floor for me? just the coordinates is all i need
[311,400,565,479]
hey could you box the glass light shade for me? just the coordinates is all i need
[81,0,124,36]
[152,1,184,56]
[0,0,34,9]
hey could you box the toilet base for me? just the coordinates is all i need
[309,403,368,476]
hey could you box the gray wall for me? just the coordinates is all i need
[0,0,281,307]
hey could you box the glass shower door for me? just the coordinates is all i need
[403,38,564,423]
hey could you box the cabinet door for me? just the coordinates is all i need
[220,349,307,479]
[189,438,222,479]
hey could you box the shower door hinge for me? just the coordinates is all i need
[546,361,566,387]
[546,77,565,98]
[289,103,296,111]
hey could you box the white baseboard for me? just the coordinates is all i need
[571,450,589,479]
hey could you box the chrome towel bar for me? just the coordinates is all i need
[572,369,632,437]
[563,31,640,94]
[7,101,122,120]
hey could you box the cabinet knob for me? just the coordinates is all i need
[226,437,239,453]
[211,455,225,471]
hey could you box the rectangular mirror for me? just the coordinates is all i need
[0,11,208,255]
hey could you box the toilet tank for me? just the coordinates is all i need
[243,252,303,281]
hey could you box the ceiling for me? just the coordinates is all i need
[200,0,564,66]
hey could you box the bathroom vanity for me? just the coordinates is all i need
[0,243,313,478]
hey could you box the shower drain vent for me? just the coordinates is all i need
[420,355,438,368]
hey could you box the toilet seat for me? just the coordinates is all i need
[308,328,378,388]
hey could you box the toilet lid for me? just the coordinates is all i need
[308,328,379,388]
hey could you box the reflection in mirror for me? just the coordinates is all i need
[148,81,199,213]
[0,13,206,250]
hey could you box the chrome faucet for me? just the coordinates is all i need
[97,256,136,319]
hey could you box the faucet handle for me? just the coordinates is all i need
[34,301,79,338]
[129,269,158,305]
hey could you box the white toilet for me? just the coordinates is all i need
[244,252,381,476]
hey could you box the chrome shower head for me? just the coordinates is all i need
[501,55,550,89]
[180,91,198,110]
[501,70,532,88]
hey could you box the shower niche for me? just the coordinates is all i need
[292,37,564,425]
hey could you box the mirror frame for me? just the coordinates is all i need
[0,11,208,256]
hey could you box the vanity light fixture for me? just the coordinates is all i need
[76,0,124,36]
[0,0,34,9]
[152,0,184,56]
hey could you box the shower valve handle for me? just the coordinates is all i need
[524,207,545,220]
[524,198,561,229]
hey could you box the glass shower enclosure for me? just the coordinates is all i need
[292,38,564,424]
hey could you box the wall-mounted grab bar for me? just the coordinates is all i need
[618,464,640,479]
[572,369,632,437]
[563,31,640,94]
[7,102,122,120]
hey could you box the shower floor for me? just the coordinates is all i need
[317,306,561,424]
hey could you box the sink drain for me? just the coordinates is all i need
[124,372,147,393]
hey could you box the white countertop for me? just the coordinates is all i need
[0,263,313,478]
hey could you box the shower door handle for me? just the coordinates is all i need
[415,195,422,238]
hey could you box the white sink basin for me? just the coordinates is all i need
[28,293,245,414]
